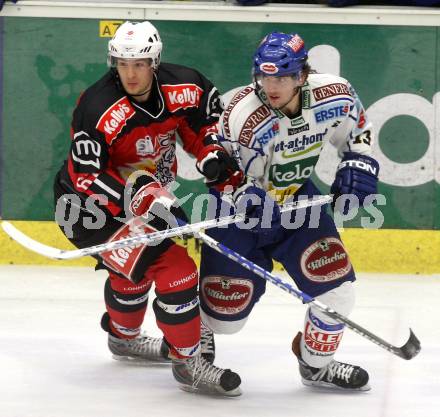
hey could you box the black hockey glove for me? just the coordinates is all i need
[196,143,243,192]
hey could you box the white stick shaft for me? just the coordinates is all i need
[1,195,332,260]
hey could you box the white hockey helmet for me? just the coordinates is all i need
[108,21,162,69]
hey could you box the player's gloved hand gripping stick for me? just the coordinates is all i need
[331,152,380,214]
[1,195,332,260]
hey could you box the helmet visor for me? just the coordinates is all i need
[255,73,303,89]
[108,56,153,69]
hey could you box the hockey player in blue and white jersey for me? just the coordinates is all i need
[196,32,380,391]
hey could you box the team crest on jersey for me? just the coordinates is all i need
[136,136,155,156]
[135,131,174,157]
[300,237,352,282]
[116,125,176,183]
[161,83,203,112]
[96,97,136,144]
[201,276,253,315]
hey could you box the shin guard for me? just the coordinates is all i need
[300,282,355,368]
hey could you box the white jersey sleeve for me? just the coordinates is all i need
[308,74,374,157]
[219,85,275,188]
[218,74,375,202]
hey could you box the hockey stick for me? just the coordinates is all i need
[1,194,332,260]
[195,229,421,361]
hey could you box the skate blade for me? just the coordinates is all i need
[178,383,242,397]
[111,354,171,366]
[302,379,371,392]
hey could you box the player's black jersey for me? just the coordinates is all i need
[56,62,222,216]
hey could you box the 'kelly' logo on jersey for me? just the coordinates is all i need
[162,84,203,112]
[100,218,150,279]
[96,97,136,143]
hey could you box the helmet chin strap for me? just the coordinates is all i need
[130,88,152,98]
[127,73,156,100]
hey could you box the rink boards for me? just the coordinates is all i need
[0,3,439,273]
[1,220,439,274]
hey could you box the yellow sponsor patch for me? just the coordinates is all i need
[99,21,124,37]
[267,184,300,204]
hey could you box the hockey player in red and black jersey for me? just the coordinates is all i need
[53,21,242,396]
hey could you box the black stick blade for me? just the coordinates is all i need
[397,329,421,360]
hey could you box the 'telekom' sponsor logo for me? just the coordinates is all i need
[269,156,319,188]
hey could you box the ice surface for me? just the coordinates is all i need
[1,266,438,417]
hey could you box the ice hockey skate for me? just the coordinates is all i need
[108,333,171,364]
[200,322,215,363]
[101,312,170,364]
[172,354,241,397]
[292,332,370,391]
